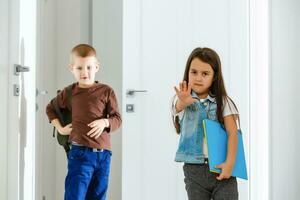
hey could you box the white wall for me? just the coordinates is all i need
[270,0,300,199]
[92,1,123,200]
[36,0,58,199]
[0,0,9,199]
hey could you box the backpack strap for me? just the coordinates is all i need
[51,84,73,124]
[62,84,73,154]
[51,97,65,125]
[52,127,56,138]
[65,84,73,111]
[51,84,73,155]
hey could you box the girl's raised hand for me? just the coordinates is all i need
[174,81,196,108]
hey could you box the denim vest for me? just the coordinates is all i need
[175,92,217,164]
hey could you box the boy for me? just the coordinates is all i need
[46,44,122,200]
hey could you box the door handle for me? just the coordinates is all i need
[126,89,147,97]
[14,64,30,75]
[36,89,48,97]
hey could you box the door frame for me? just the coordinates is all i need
[249,0,270,199]
[7,0,21,199]
[0,0,9,199]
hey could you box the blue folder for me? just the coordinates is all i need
[203,119,248,180]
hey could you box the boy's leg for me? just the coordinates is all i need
[65,146,96,200]
[183,163,212,200]
[85,150,112,200]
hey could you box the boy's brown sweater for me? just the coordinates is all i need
[46,82,122,150]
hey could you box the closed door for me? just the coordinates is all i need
[122,0,249,200]
[92,0,249,199]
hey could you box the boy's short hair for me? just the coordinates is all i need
[70,44,99,64]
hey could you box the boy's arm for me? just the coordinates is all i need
[50,119,62,130]
[105,88,122,133]
[45,88,69,123]
[51,118,72,135]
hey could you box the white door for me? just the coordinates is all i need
[6,0,37,199]
[123,0,249,200]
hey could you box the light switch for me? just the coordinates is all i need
[126,104,134,113]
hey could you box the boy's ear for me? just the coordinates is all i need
[69,64,74,72]
[95,63,100,72]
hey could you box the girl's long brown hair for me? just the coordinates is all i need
[173,47,238,134]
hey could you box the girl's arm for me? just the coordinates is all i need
[224,114,238,166]
[215,114,238,180]
[175,99,186,113]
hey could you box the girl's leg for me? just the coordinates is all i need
[212,176,238,200]
[183,163,212,200]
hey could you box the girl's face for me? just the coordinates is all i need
[188,58,215,99]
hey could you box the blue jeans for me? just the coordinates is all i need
[64,145,112,200]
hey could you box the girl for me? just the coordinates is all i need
[172,47,239,200]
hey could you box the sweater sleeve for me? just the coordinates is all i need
[105,88,122,133]
[45,87,69,123]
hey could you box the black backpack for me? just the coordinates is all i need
[51,84,72,154]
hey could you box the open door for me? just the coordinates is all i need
[6,0,37,199]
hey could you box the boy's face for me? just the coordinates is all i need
[188,58,215,99]
[70,56,99,88]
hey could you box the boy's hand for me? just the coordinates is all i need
[174,81,197,108]
[58,124,72,135]
[215,162,234,180]
[86,119,109,139]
